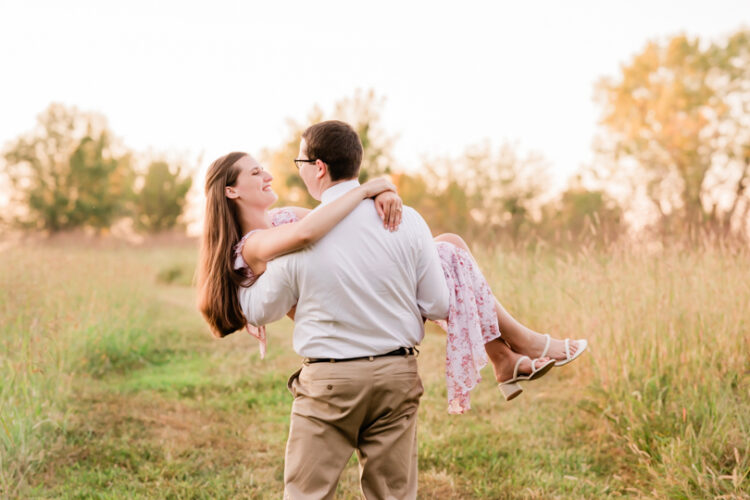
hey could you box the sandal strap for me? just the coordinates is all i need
[540,333,551,358]
[530,357,546,375]
[513,356,530,379]
[564,338,571,360]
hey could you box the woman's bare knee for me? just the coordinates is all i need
[434,233,470,252]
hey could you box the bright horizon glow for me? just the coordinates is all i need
[1,0,748,231]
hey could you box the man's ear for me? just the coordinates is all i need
[225,186,238,199]
[315,160,328,180]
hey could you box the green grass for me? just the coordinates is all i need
[1,238,748,498]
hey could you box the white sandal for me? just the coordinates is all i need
[541,334,588,367]
[498,355,555,401]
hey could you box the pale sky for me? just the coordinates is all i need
[1,0,748,216]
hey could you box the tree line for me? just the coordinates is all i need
[261,91,625,249]
[2,28,749,246]
[264,29,750,246]
[1,104,192,233]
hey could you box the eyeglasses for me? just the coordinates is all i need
[293,158,317,170]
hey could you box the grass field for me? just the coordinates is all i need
[1,238,748,499]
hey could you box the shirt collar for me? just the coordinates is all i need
[320,179,361,205]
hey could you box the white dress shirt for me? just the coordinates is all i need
[238,179,449,358]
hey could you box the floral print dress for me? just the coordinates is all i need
[234,207,502,414]
[433,242,501,414]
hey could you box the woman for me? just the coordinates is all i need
[197,152,587,414]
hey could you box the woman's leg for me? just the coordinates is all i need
[433,233,581,362]
[484,335,551,383]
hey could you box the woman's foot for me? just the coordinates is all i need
[492,299,584,365]
[543,335,588,366]
[485,338,551,384]
[509,332,584,365]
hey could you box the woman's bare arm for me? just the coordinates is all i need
[242,178,397,274]
[288,191,403,230]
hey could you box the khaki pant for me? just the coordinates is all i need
[284,355,424,500]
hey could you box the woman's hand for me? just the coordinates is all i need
[360,177,397,198]
[374,190,403,231]
[360,177,402,231]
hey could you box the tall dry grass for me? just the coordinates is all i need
[478,242,750,497]
[0,237,748,498]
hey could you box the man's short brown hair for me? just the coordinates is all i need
[302,120,363,181]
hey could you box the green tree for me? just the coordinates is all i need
[596,29,750,237]
[3,103,134,231]
[133,160,193,232]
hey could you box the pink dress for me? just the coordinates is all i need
[434,242,501,414]
[235,207,501,414]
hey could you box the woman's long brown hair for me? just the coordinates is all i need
[196,152,249,337]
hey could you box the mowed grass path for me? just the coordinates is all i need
[1,239,748,499]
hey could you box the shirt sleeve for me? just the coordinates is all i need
[411,211,450,320]
[238,254,299,326]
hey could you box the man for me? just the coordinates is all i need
[239,120,449,499]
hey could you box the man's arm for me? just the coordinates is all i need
[412,211,450,320]
[238,255,299,326]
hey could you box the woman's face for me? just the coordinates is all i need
[226,155,277,209]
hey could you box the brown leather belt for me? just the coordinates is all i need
[304,346,418,364]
